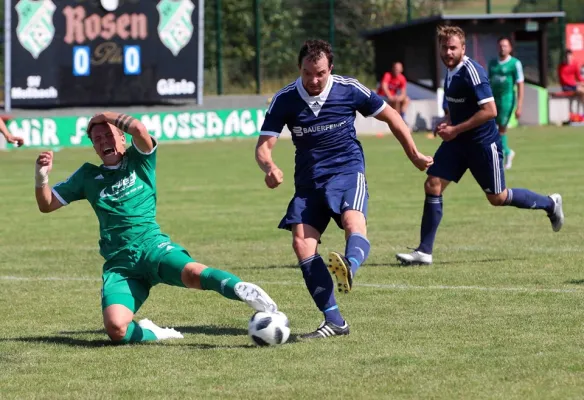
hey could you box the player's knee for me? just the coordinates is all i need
[105,321,129,342]
[181,262,206,289]
[424,177,442,195]
[342,212,367,236]
[486,192,507,207]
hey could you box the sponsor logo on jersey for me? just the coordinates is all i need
[99,171,140,199]
[445,96,466,103]
[291,120,348,136]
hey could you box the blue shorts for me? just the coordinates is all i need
[427,140,506,194]
[279,172,368,234]
[562,85,577,92]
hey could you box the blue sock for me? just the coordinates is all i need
[504,188,554,213]
[400,112,406,120]
[299,254,345,326]
[345,233,370,277]
[417,194,443,255]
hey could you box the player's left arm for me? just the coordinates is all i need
[514,60,525,118]
[88,111,153,154]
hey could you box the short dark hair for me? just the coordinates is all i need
[87,122,122,142]
[497,36,513,45]
[298,39,333,68]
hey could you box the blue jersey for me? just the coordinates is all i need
[261,75,386,189]
[442,56,498,144]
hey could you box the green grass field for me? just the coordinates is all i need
[1,126,584,399]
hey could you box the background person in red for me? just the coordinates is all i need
[377,62,410,120]
[558,50,584,104]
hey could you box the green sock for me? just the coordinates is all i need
[200,267,242,301]
[119,321,157,344]
[500,134,511,157]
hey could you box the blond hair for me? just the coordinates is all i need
[437,25,466,45]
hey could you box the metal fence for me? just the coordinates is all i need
[205,0,573,96]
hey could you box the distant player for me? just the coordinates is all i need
[396,26,564,266]
[488,37,524,169]
[256,39,432,339]
[35,111,278,344]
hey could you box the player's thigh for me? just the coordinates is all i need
[468,141,506,195]
[141,235,195,288]
[101,268,151,315]
[426,141,468,184]
[324,172,368,232]
[278,190,331,235]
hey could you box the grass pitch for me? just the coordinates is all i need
[1,126,583,399]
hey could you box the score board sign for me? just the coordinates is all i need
[10,0,203,107]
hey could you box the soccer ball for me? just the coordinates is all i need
[248,311,290,346]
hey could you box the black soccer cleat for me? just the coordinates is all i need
[299,321,350,340]
[327,251,353,293]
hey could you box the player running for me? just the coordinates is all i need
[256,39,433,339]
[488,37,524,170]
[396,26,563,266]
[35,111,278,344]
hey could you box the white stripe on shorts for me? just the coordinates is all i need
[352,172,366,212]
[490,142,502,194]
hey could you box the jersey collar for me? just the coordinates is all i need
[498,55,512,64]
[295,74,333,111]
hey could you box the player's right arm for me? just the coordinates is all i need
[35,151,86,213]
[255,96,286,189]
[35,151,63,213]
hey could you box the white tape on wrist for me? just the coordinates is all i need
[35,164,49,188]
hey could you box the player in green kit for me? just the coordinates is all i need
[488,37,524,170]
[34,111,278,344]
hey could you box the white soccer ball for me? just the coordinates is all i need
[248,311,290,346]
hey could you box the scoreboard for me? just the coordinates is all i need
[9,0,203,107]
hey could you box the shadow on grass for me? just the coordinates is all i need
[386,257,527,268]
[566,279,584,285]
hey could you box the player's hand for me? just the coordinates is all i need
[265,168,284,189]
[436,124,458,142]
[515,108,522,119]
[6,135,24,147]
[36,151,53,171]
[410,152,434,171]
[434,122,447,134]
[87,112,110,133]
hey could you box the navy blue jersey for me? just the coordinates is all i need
[442,56,498,144]
[261,75,386,189]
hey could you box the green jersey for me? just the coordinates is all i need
[52,140,161,260]
[488,56,524,97]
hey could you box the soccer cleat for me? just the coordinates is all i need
[504,150,516,170]
[299,321,350,340]
[138,319,184,340]
[396,250,433,266]
[234,282,278,313]
[327,251,353,294]
[547,193,564,232]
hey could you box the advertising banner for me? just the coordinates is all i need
[5,108,267,149]
[566,23,584,76]
[10,0,203,107]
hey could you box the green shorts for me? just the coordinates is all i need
[101,234,195,313]
[495,95,515,128]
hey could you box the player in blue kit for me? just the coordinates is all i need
[256,39,433,339]
[396,26,564,266]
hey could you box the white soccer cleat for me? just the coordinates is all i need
[234,282,278,313]
[548,193,564,232]
[138,319,184,340]
[396,250,433,266]
[504,150,515,170]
